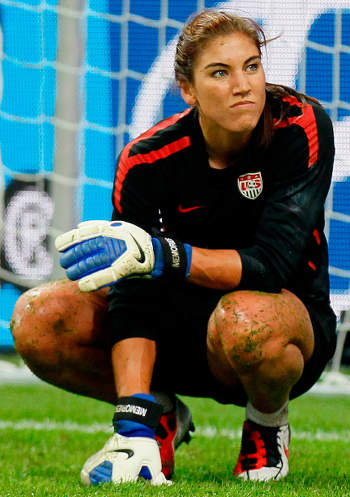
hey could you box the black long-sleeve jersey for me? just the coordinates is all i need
[111,93,335,307]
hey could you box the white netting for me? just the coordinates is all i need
[0,0,350,348]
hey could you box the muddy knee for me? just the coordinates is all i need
[11,279,108,364]
[210,290,312,377]
[210,291,283,374]
[11,282,69,362]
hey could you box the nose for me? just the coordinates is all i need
[231,71,251,95]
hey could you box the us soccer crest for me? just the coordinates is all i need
[237,172,263,200]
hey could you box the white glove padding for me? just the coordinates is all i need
[55,220,155,292]
[80,433,172,486]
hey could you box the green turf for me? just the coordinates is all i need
[0,383,349,496]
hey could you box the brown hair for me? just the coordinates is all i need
[175,9,320,149]
[174,10,266,85]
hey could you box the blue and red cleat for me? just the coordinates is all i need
[234,419,290,481]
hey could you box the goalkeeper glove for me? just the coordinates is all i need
[80,432,171,486]
[55,220,192,292]
[80,395,171,486]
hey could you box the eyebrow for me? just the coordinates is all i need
[204,55,261,70]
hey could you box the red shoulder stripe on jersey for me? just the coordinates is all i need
[308,261,317,271]
[113,108,192,213]
[273,98,318,168]
[282,95,303,108]
[313,229,321,245]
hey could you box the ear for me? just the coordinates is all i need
[180,82,197,106]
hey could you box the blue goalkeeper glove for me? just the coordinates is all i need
[55,220,192,292]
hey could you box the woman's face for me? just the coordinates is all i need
[181,32,266,140]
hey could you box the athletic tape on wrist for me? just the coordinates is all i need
[155,235,188,279]
[113,396,163,430]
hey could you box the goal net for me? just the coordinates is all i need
[0,0,349,348]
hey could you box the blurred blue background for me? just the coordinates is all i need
[0,0,349,347]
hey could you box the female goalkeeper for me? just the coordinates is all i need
[11,9,336,486]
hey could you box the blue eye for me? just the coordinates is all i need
[246,63,259,72]
[212,70,226,78]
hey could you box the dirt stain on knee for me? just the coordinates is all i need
[9,318,15,333]
[52,318,73,334]
[23,301,35,314]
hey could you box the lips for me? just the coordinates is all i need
[231,101,254,108]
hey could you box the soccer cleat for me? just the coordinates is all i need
[80,433,171,486]
[233,420,290,481]
[155,397,195,479]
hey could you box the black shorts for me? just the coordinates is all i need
[106,279,337,406]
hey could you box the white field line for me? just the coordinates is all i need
[0,419,349,442]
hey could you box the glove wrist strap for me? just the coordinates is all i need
[113,396,163,430]
[155,236,189,279]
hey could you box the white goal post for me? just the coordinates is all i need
[50,0,86,279]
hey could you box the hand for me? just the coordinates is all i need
[55,220,192,292]
[55,220,155,292]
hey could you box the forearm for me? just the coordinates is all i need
[55,220,242,292]
[112,338,156,397]
[187,247,242,290]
